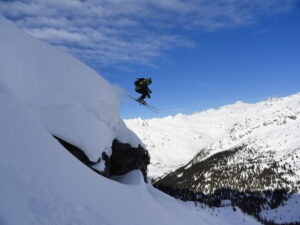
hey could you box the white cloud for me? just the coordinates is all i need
[25,28,89,44]
[1,0,298,66]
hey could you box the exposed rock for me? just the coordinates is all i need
[108,139,150,182]
[53,136,150,182]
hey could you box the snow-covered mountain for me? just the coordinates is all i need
[125,94,300,193]
[0,16,265,225]
[126,93,300,224]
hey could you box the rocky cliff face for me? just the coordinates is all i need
[108,139,150,181]
[54,136,150,182]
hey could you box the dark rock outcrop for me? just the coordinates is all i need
[108,139,150,182]
[53,136,150,182]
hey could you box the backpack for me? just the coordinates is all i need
[135,78,144,86]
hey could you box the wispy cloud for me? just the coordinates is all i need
[1,0,298,66]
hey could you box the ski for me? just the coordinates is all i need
[127,94,159,113]
[141,103,159,113]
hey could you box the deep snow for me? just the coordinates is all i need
[0,16,262,225]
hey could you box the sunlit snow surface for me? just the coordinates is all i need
[0,16,140,163]
[125,95,300,178]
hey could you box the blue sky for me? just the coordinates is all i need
[1,0,300,119]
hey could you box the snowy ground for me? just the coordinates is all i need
[260,194,300,224]
[0,16,263,225]
[187,202,261,225]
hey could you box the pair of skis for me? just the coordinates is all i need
[128,95,159,113]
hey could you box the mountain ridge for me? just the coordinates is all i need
[125,93,300,191]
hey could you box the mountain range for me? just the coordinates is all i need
[126,93,300,224]
[126,94,300,193]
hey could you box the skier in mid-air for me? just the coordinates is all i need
[134,78,152,103]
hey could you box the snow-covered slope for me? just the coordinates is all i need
[260,194,300,224]
[0,16,140,169]
[0,17,262,225]
[125,94,300,190]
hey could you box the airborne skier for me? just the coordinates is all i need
[134,78,152,103]
[128,77,158,112]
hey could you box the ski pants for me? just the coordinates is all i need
[135,88,150,100]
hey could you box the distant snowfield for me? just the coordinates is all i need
[0,16,263,225]
[125,94,300,178]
